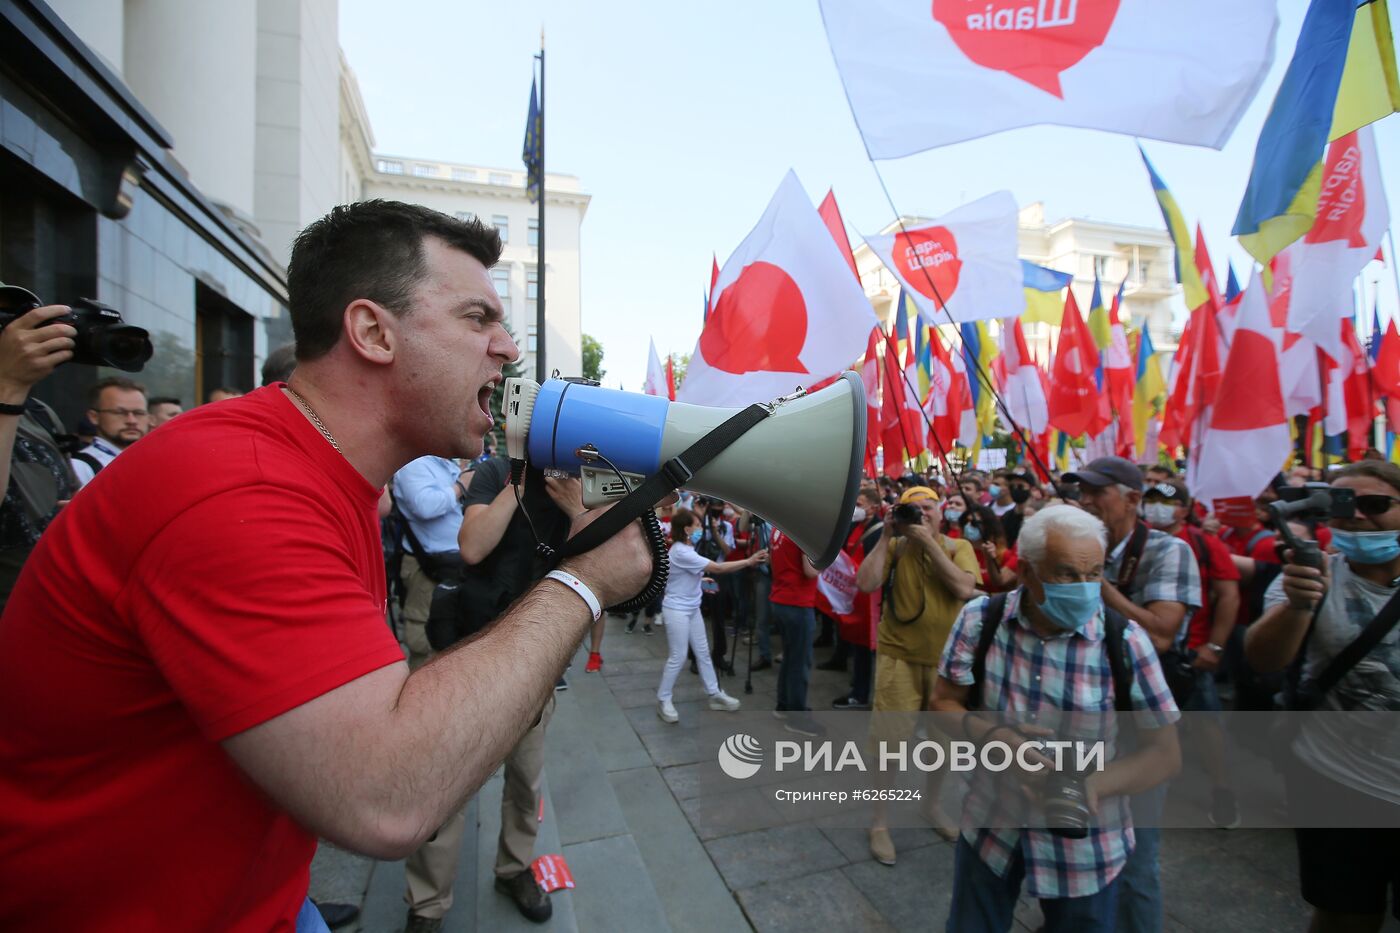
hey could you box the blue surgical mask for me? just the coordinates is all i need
[944,508,964,524]
[964,525,983,543]
[1034,582,1101,632]
[988,484,1003,498]
[689,528,703,545]
[1331,529,1400,565]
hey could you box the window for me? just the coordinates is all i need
[526,269,538,315]
[528,216,539,247]
[491,267,510,300]
[451,167,476,182]
[527,323,538,353]
[376,159,403,175]
[1093,255,1110,279]
[412,163,436,177]
[1139,260,1153,283]
[454,211,476,223]
[489,172,512,186]
[493,214,509,243]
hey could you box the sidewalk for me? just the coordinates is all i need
[318,613,1400,932]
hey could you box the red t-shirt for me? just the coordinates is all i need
[1176,526,1242,649]
[0,386,405,931]
[769,529,818,607]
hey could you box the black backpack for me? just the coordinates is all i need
[968,592,1135,713]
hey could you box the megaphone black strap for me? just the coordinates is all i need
[559,402,773,562]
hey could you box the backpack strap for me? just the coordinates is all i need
[1184,526,1213,576]
[1115,521,1150,592]
[1102,608,1137,714]
[968,592,1009,710]
[70,451,104,476]
[1246,527,1275,555]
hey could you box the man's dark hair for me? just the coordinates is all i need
[261,343,297,386]
[1337,460,1400,496]
[88,377,146,409]
[287,200,503,361]
[148,396,181,408]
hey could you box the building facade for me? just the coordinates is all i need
[3,0,588,428]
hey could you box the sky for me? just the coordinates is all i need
[339,0,1400,392]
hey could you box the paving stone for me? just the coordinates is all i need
[545,698,630,846]
[640,727,714,768]
[704,825,848,889]
[683,786,789,841]
[737,867,894,933]
[475,772,579,933]
[1157,840,1303,932]
[842,840,955,932]
[610,766,750,933]
[818,825,943,866]
[561,834,670,933]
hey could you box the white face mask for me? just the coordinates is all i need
[1142,502,1177,528]
[852,507,867,523]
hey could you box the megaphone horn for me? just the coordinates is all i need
[504,372,867,570]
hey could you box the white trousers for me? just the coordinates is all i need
[657,605,719,702]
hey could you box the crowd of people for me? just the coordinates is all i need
[0,200,1396,933]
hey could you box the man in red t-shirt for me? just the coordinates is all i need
[1142,477,1242,827]
[0,201,654,931]
[770,524,823,737]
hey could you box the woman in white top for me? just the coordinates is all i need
[657,507,767,723]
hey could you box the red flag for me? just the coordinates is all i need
[818,190,860,280]
[901,336,927,458]
[1047,291,1098,438]
[1339,324,1376,459]
[1194,225,1224,316]
[1374,319,1400,399]
[881,330,908,478]
[862,328,881,477]
[925,329,973,456]
[665,355,676,401]
[1159,303,1223,452]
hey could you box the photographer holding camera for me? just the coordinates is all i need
[1246,461,1400,933]
[0,300,77,609]
[933,505,1180,933]
[856,485,981,865]
[0,201,655,931]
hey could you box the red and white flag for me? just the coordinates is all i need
[881,329,910,477]
[644,338,668,398]
[1000,317,1049,436]
[681,171,877,406]
[1283,128,1390,364]
[1192,272,1290,514]
[924,328,976,453]
[820,0,1277,157]
[862,191,1023,327]
[1047,290,1098,438]
[861,327,881,474]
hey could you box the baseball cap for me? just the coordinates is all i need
[1142,477,1190,504]
[1062,456,1142,489]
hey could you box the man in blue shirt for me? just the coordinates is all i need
[392,455,470,663]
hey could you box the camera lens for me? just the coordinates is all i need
[1043,772,1091,839]
[97,325,154,372]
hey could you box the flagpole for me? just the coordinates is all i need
[1388,230,1400,329]
[534,33,547,382]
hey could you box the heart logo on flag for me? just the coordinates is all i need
[932,0,1122,98]
[700,261,809,375]
[893,227,962,308]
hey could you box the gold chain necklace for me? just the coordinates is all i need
[285,386,342,453]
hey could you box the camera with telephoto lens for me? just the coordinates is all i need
[1269,482,1356,571]
[1042,762,1092,839]
[891,502,922,527]
[0,285,152,373]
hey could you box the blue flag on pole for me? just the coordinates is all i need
[523,77,542,204]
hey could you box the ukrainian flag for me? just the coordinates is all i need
[1231,0,1355,267]
[1332,0,1400,140]
[1087,273,1111,351]
[1133,327,1166,459]
[1021,261,1073,326]
[1140,147,1210,312]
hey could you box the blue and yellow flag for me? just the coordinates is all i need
[1140,147,1210,312]
[1332,0,1400,140]
[1224,263,1241,305]
[1133,327,1166,458]
[1087,273,1111,351]
[523,77,542,204]
[915,318,931,400]
[1231,0,1355,267]
[1021,260,1074,326]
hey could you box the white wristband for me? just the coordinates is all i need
[544,570,602,622]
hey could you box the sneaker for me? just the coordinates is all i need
[658,699,679,723]
[643,623,654,635]
[495,869,553,923]
[314,902,359,930]
[750,657,773,672]
[554,676,568,691]
[626,618,637,634]
[708,691,741,712]
[585,652,603,673]
[831,696,871,710]
[784,716,827,738]
[404,911,444,933]
[772,709,789,721]
[1210,787,1240,829]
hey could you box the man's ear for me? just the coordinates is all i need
[342,299,397,366]
[1019,561,1041,603]
[85,408,98,425]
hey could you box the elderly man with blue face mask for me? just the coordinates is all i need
[933,505,1181,933]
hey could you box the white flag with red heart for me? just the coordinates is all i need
[678,171,877,407]
[820,0,1278,158]
[862,191,1023,327]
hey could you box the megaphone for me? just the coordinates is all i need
[503,372,866,570]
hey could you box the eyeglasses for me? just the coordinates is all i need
[1354,494,1400,517]
[94,408,148,419]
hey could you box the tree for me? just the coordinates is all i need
[670,352,690,391]
[581,333,606,383]
[487,322,525,455]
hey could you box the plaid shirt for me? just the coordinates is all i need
[1107,527,1202,644]
[939,589,1180,899]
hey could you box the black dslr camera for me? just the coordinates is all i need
[890,502,923,526]
[1269,482,1356,570]
[0,285,152,373]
